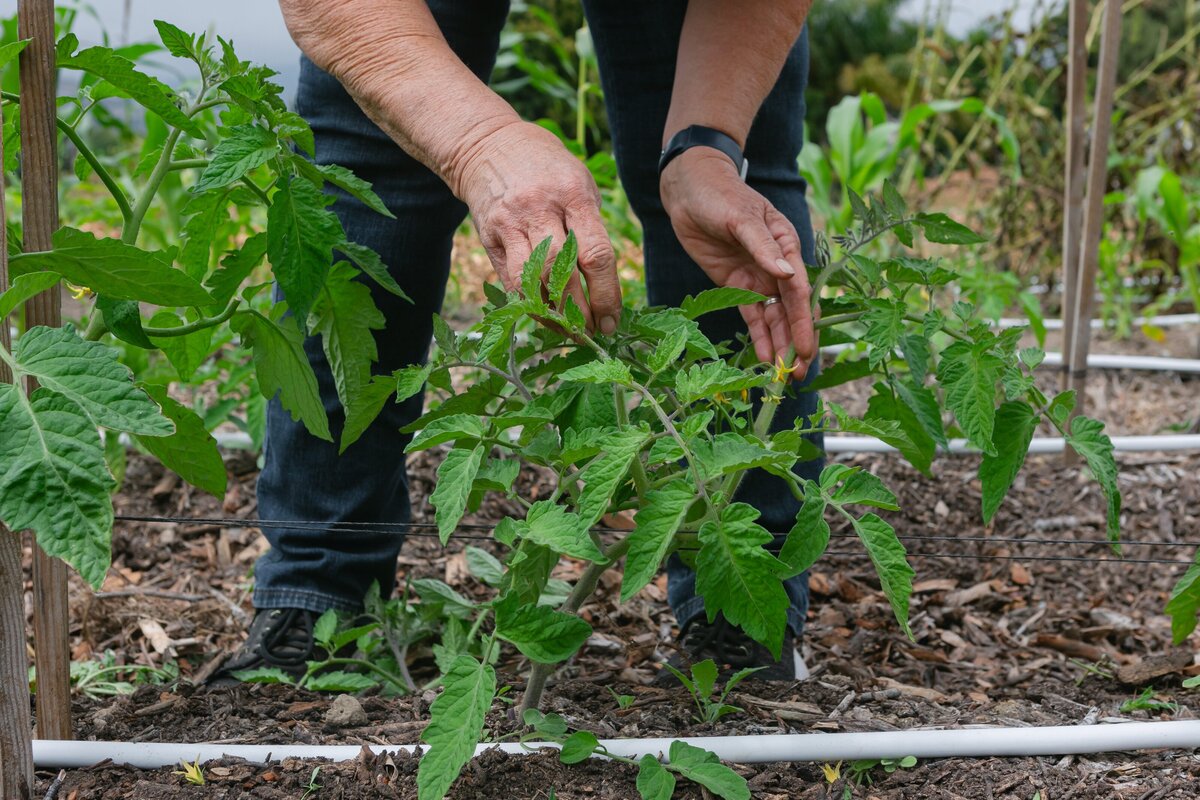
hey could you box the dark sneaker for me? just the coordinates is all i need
[659,615,805,683]
[207,608,324,687]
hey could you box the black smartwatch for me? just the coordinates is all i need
[658,125,748,180]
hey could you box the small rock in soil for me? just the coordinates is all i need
[324,694,368,727]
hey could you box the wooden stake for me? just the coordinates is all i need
[1065,0,1123,454]
[0,101,36,800]
[18,0,73,741]
[1059,0,1089,393]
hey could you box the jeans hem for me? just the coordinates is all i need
[253,587,362,615]
[673,597,807,639]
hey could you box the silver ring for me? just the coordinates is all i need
[762,296,781,307]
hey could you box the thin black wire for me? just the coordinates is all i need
[113,514,1198,567]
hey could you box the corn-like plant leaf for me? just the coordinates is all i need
[979,401,1038,522]
[135,385,226,498]
[495,597,592,664]
[232,311,331,442]
[418,655,495,800]
[430,445,485,543]
[1066,415,1121,548]
[267,176,344,323]
[694,504,789,659]
[621,480,694,602]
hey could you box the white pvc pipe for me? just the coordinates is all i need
[31,721,1200,769]
[1038,351,1200,374]
[997,312,1200,330]
[825,434,1200,455]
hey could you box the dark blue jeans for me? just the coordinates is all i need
[255,0,823,638]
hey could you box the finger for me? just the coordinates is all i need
[778,277,816,370]
[561,271,595,330]
[762,299,795,369]
[566,206,621,335]
[730,211,795,282]
[738,303,775,364]
[531,220,569,300]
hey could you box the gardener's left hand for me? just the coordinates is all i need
[660,148,816,373]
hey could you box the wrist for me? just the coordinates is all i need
[444,115,532,203]
[658,124,748,180]
[659,147,741,217]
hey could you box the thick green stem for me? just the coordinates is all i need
[519,537,633,714]
[140,299,240,337]
[613,385,651,496]
[720,381,787,503]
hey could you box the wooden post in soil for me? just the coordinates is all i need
[0,101,36,800]
[1064,0,1123,461]
[1059,0,1089,393]
[18,0,74,741]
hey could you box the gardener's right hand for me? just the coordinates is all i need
[453,120,622,335]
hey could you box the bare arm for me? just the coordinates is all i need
[660,1,817,371]
[277,0,622,331]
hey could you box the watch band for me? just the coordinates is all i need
[658,125,748,180]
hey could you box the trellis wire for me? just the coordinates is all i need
[113,514,1198,567]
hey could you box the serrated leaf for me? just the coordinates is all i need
[695,504,788,659]
[637,755,677,800]
[621,481,694,602]
[779,483,829,578]
[417,655,495,800]
[206,231,268,306]
[395,363,434,403]
[511,501,606,562]
[10,228,214,306]
[576,428,650,526]
[305,670,377,693]
[0,386,113,587]
[865,386,935,475]
[406,414,486,453]
[193,124,278,193]
[558,731,599,764]
[560,358,632,385]
[14,326,172,436]
[338,239,411,300]
[341,375,398,453]
[548,231,577,304]
[894,379,948,448]
[267,176,344,323]
[647,323,689,374]
[135,385,226,497]
[232,311,331,441]
[292,158,395,219]
[851,513,914,638]
[914,212,987,244]
[861,299,906,367]
[680,287,766,319]
[1066,415,1121,547]
[675,362,765,405]
[464,546,504,586]
[0,39,30,70]
[313,609,338,645]
[153,20,196,60]
[691,433,795,481]
[177,192,227,281]
[147,310,214,381]
[979,402,1037,522]
[430,445,485,543]
[936,341,1002,455]
[231,667,295,685]
[412,578,475,618]
[1165,555,1200,644]
[57,42,203,137]
[495,597,592,664]
[668,741,749,800]
[521,236,552,304]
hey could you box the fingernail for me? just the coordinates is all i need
[775,258,795,277]
[599,315,617,335]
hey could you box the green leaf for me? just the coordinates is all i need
[340,374,396,453]
[1165,555,1200,645]
[231,667,296,686]
[313,609,338,646]
[395,364,434,403]
[206,232,268,306]
[464,546,504,586]
[0,386,113,587]
[95,297,154,349]
[417,655,495,800]
[691,433,795,481]
[850,513,914,638]
[558,731,599,765]
[305,670,377,693]
[267,176,345,322]
[937,341,1002,456]
[861,299,906,367]
[406,414,486,452]
[1066,415,1121,548]
[560,358,632,385]
[135,385,226,497]
[646,323,689,375]
[430,445,485,543]
[779,483,829,578]
[0,40,31,71]
[547,231,577,304]
[147,310,214,381]
[177,192,228,280]
[637,756,677,800]
[914,212,987,245]
[576,428,650,526]
[675,362,765,405]
[14,326,173,436]
[10,228,214,306]
[57,42,203,137]
[979,402,1038,523]
[338,240,411,301]
[621,481,694,602]
[193,124,278,193]
[495,598,592,664]
[292,158,395,219]
[865,385,935,475]
[521,236,552,305]
[152,20,197,60]
[695,503,789,659]
[511,501,606,562]
[680,287,766,319]
[0,272,59,320]
[809,358,873,391]
[412,579,475,618]
[311,262,385,445]
[668,741,750,800]
[232,311,331,441]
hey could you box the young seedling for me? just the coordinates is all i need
[1120,687,1178,715]
[301,766,322,799]
[174,758,206,786]
[607,686,636,710]
[661,658,761,724]
[847,755,918,787]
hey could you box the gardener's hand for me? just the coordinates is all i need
[660,148,816,373]
[454,120,622,334]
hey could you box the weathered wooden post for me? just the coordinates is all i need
[1059,0,1089,394]
[18,0,74,741]
[0,99,36,800]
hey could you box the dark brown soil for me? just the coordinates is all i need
[20,356,1200,799]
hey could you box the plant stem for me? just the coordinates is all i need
[518,537,632,714]
[613,385,651,496]
[306,657,409,692]
[140,299,240,337]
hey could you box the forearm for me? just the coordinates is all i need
[663,0,813,147]
[277,0,520,198]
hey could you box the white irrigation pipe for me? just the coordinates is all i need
[819,345,1200,374]
[997,312,1200,330]
[825,434,1200,455]
[30,720,1200,769]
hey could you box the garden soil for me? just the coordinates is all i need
[20,336,1200,799]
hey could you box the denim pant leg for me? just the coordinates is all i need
[254,1,511,614]
[584,3,823,637]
